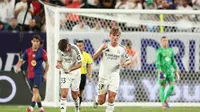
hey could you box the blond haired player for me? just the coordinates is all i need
[93,27,131,112]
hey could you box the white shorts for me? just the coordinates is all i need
[60,69,81,91]
[97,73,120,95]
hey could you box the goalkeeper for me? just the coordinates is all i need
[156,36,180,109]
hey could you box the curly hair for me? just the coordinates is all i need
[58,39,68,52]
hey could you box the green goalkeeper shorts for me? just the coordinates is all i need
[158,72,175,85]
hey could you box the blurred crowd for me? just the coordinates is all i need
[0,0,199,32]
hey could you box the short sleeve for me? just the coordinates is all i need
[57,49,62,61]
[42,49,48,61]
[76,48,83,62]
[22,50,28,61]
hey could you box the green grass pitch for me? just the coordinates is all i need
[0,106,200,112]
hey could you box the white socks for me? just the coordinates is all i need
[105,103,114,112]
[60,98,67,112]
[74,97,80,109]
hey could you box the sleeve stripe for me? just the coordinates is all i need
[71,44,81,55]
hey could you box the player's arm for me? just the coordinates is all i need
[15,50,28,73]
[121,51,131,68]
[171,49,180,80]
[56,50,63,69]
[67,46,83,73]
[42,49,49,79]
[171,49,178,71]
[87,54,93,82]
[93,42,107,61]
[156,49,162,74]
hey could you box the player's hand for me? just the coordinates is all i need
[101,42,108,51]
[43,74,47,81]
[175,70,180,80]
[15,65,20,73]
[56,63,62,69]
[88,76,92,83]
[64,69,71,74]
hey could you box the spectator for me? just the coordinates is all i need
[25,19,40,32]
[65,0,81,8]
[162,0,176,9]
[72,21,91,32]
[92,21,105,32]
[115,0,134,9]
[15,0,34,25]
[143,0,157,9]
[132,0,143,9]
[98,0,116,8]
[177,0,193,10]
[0,21,5,31]
[193,0,200,10]
[0,0,14,29]
[32,0,41,16]
[7,18,20,32]
[87,0,98,8]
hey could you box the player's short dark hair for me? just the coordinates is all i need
[58,39,68,52]
[161,36,167,40]
[76,40,84,44]
[110,27,121,35]
[32,35,41,42]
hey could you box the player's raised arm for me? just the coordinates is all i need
[93,42,107,60]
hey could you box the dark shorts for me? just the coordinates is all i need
[28,76,43,89]
[79,74,86,90]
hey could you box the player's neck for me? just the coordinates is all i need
[111,43,117,47]
[32,47,39,51]
[162,46,168,49]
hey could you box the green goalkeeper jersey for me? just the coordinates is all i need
[156,48,178,75]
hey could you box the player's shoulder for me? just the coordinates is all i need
[70,43,80,53]
[25,47,32,53]
[118,44,126,51]
[83,51,91,57]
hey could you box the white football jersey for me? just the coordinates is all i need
[98,43,129,78]
[57,43,82,72]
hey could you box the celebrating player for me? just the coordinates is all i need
[16,35,49,112]
[76,40,93,106]
[156,36,180,109]
[93,27,131,112]
[56,39,82,112]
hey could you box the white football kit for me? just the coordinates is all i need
[58,43,82,91]
[97,43,129,94]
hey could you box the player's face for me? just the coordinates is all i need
[161,38,168,48]
[65,44,71,52]
[110,32,120,45]
[31,38,40,49]
[76,42,84,52]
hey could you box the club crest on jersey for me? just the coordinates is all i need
[165,57,170,61]
[31,60,37,66]
[32,54,35,58]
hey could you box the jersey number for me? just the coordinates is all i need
[61,78,66,84]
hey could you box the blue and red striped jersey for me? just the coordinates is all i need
[22,47,48,78]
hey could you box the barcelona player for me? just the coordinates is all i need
[16,35,49,112]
